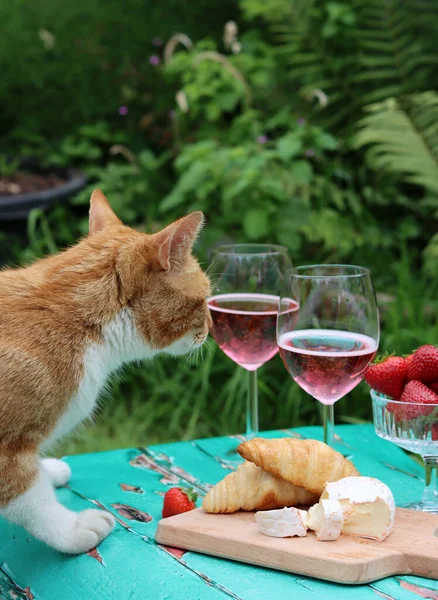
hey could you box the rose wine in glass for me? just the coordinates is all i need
[209,293,289,370]
[277,265,379,447]
[208,245,292,437]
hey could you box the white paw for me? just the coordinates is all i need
[60,509,115,554]
[42,458,72,487]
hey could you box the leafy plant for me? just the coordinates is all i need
[241,0,438,129]
[0,156,20,178]
[354,92,438,193]
[1,0,438,456]
[0,0,239,141]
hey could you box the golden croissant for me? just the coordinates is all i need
[202,460,318,514]
[237,438,359,495]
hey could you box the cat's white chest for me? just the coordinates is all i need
[44,309,156,448]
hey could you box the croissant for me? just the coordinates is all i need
[237,438,359,495]
[202,460,318,514]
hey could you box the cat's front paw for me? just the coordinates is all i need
[61,509,115,554]
[42,458,72,487]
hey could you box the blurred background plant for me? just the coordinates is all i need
[1,0,437,453]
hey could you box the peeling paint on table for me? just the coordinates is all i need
[0,424,436,600]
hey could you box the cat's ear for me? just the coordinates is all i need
[89,189,122,234]
[155,211,205,271]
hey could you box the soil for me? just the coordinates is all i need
[0,171,66,196]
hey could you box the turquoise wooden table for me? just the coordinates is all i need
[1,424,437,600]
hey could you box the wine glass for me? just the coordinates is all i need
[277,265,379,447]
[371,390,438,513]
[208,244,292,438]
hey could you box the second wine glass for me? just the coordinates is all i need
[277,265,379,447]
[208,244,293,438]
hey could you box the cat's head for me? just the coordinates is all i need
[89,189,211,356]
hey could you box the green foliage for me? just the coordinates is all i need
[355,93,438,193]
[1,0,438,454]
[241,0,438,128]
[73,149,173,234]
[0,0,238,140]
[0,156,20,177]
[157,126,388,261]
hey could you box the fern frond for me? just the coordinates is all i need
[266,0,438,129]
[354,92,438,193]
[352,0,438,105]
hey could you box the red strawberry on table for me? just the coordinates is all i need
[364,355,407,400]
[162,487,198,518]
[407,345,438,383]
[389,380,438,422]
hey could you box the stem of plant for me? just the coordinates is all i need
[246,369,258,438]
[323,403,334,447]
[422,456,438,508]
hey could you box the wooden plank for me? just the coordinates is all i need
[156,507,438,584]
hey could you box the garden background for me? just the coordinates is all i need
[1,0,437,454]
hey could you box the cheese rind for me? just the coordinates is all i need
[255,507,308,538]
[320,476,395,541]
[307,499,344,541]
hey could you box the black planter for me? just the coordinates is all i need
[0,164,87,221]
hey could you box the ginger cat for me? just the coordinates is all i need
[0,190,211,553]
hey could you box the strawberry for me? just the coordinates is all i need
[364,355,407,400]
[407,345,438,383]
[162,487,198,518]
[390,380,438,422]
[401,380,438,406]
[403,353,414,370]
[429,383,438,395]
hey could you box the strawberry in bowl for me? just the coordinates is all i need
[365,347,438,513]
[364,346,438,423]
[365,347,438,423]
[364,354,407,400]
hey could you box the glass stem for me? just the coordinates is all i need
[246,369,259,438]
[422,456,438,507]
[323,404,335,447]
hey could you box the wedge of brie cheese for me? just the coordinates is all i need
[306,499,344,541]
[320,476,395,541]
[255,507,309,538]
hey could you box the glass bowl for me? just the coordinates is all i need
[371,388,438,513]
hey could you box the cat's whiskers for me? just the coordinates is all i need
[206,269,226,283]
[183,332,212,366]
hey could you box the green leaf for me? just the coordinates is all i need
[181,487,198,503]
[178,162,210,193]
[315,132,338,150]
[216,91,239,111]
[354,92,438,193]
[137,150,156,170]
[159,191,186,212]
[222,179,251,203]
[243,209,269,239]
[276,133,303,161]
[291,160,313,184]
[259,179,286,202]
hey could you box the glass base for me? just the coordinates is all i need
[400,500,438,513]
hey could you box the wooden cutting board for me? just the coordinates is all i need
[155,507,438,584]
